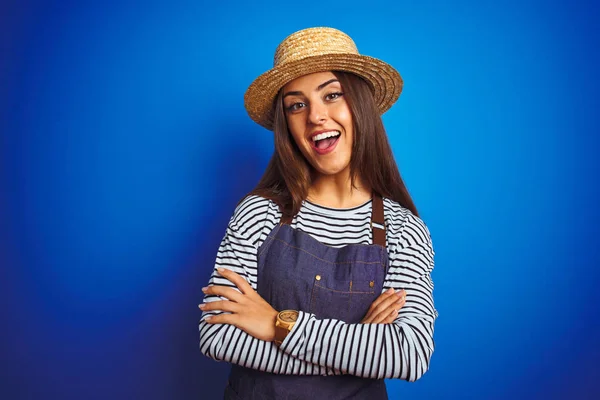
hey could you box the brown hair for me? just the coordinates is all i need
[249,71,418,218]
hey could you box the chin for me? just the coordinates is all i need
[314,163,350,177]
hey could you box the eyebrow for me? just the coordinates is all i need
[282,78,340,99]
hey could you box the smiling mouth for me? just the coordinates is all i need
[311,130,340,154]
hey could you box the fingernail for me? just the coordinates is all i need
[205,316,212,322]
[202,287,208,293]
[387,288,394,294]
[396,291,403,297]
[217,268,224,273]
[198,304,205,309]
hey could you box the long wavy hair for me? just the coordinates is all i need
[249,71,418,219]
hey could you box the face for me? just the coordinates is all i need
[282,71,354,179]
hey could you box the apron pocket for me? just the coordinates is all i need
[308,274,379,323]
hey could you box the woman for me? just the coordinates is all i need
[199,27,437,399]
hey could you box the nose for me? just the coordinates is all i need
[308,101,327,125]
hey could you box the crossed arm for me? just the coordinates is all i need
[198,224,436,380]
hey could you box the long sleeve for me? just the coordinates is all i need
[198,212,339,375]
[278,216,437,381]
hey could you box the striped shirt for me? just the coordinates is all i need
[199,195,437,382]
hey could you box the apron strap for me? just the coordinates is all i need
[371,192,386,247]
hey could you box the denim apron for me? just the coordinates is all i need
[225,194,390,400]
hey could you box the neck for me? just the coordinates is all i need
[307,170,372,209]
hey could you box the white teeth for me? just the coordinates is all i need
[312,131,340,142]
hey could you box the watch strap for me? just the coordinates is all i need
[274,324,290,347]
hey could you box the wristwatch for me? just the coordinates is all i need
[274,310,299,347]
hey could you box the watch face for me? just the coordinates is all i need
[279,310,298,323]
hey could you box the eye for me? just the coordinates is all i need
[286,102,306,112]
[325,92,344,101]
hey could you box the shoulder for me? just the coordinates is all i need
[230,195,273,227]
[228,195,281,246]
[383,197,432,250]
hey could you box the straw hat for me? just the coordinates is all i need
[244,27,403,131]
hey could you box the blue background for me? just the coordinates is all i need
[1,0,599,399]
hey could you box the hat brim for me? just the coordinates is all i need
[244,53,403,131]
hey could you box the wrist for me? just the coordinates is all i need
[268,309,278,342]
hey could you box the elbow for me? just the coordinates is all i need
[198,321,210,357]
[409,362,430,382]
[198,320,221,361]
[384,348,433,381]
[408,346,434,382]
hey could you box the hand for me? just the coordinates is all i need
[361,288,406,324]
[199,268,278,342]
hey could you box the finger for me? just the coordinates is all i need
[369,290,405,322]
[202,285,244,302]
[373,302,402,324]
[363,289,402,323]
[370,295,406,323]
[363,296,399,324]
[217,268,254,295]
[204,313,237,326]
[383,309,399,324]
[363,288,395,321]
[368,288,395,311]
[364,301,397,324]
[199,300,240,313]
